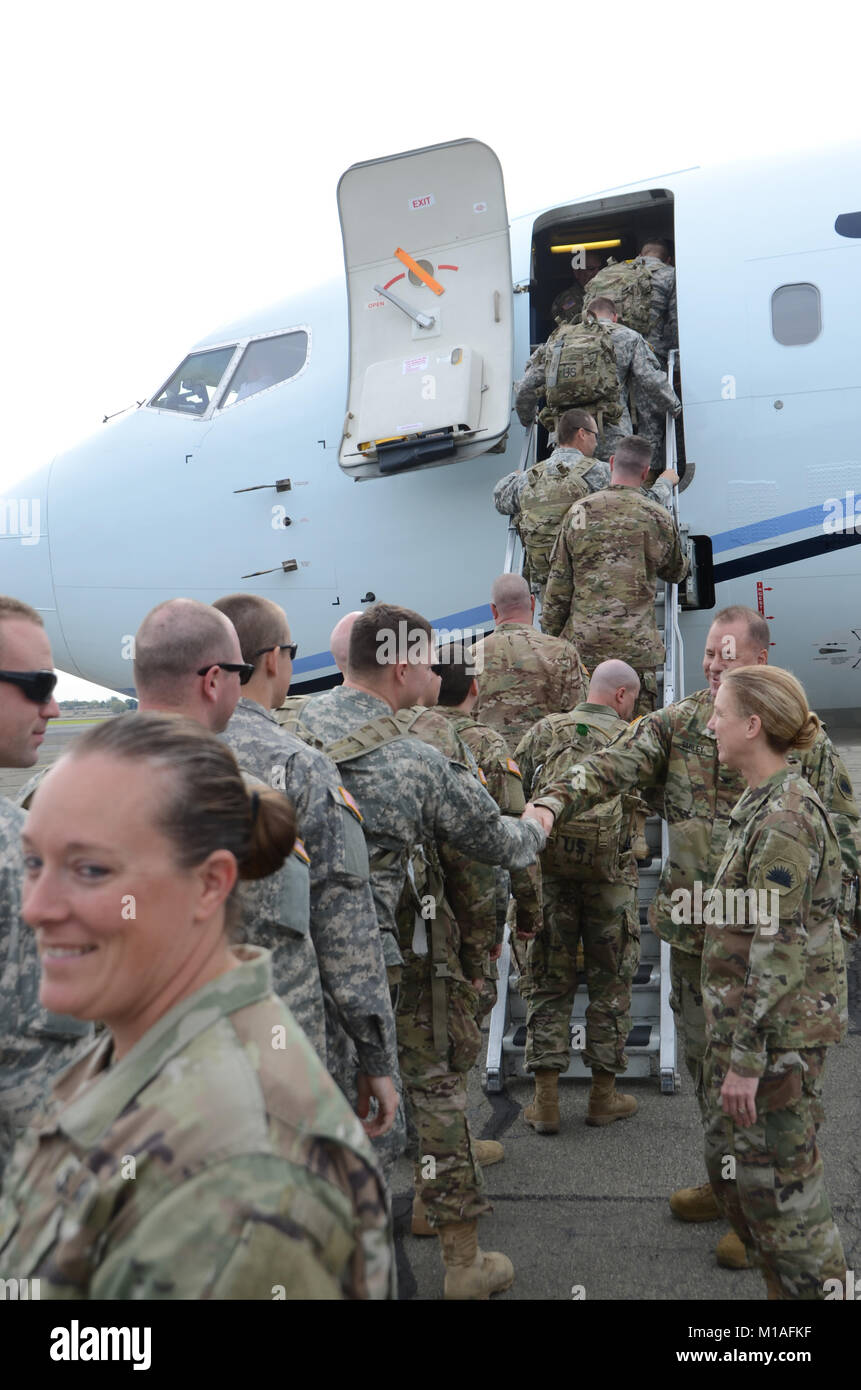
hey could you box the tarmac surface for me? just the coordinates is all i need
[5,717,861,1304]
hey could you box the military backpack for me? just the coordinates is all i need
[517,457,591,593]
[536,713,634,881]
[543,316,620,421]
[582,257,653,336]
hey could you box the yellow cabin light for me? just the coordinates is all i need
[549,239,622,253]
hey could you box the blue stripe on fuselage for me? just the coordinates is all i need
[291,602,494,676]
[711,503,832,554]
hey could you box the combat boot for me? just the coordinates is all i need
[472,1139,505,1166]
[669,1181,721,1222]
[523,1070,560,1134]
[586,1069,638,1126]
[715,1229,750,1269]
[411,1195,435,1237]
[438,1220,515,1300]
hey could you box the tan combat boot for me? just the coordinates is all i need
[586,1069,638,1126]
[715,1229,750,1269]
[669,1181,721,1222]
[411,1195,435,1237]
[438,1220,515,1300]
[523,1070,560,1134]
[472,1139,505,1167]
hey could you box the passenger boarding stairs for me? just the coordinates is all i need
[486,362,685,1094]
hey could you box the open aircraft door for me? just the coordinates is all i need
[337,139,514,479]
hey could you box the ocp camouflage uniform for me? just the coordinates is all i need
[493,447,672,523]
[222,698,397,1085]
[532,687,861,1116]
[0,945,395,1299]
[516,704,640,1075]
[469,621,588,755]
[702,769,847,1299]
[541,485,689,716]
[290,686,545,1229]
[0,794,93,1185]
[436,709,544,1011]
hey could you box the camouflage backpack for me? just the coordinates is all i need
[536,713,634,881]
[517,457,591,592]
[582,257,653,336]
[543,317,620,420]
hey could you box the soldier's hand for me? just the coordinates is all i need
[523,803,555,835]
[658,469,679,487]
[471,978,485,993]
[488,943,503,962]
[720,1070,759,1127]
[516,928,539,940]
[356,1073,399,1138]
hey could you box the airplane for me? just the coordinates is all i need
[2,136,860,718]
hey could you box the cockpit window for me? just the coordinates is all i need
[150,347,237,415]
[218,331,308,409]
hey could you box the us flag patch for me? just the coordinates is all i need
[507,758,522,778]
[336,784,363,822]
[292,838,311,866]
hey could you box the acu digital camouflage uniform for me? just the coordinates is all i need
[701,769,848,1299]
[469,621,588,755]
[516,704,641,1075]
[0,794,92,1185]
[222,698,397,1082]
[638,255,678,367]
[532,686,861,1115]
[0,946,394,1299]
[291,685,545,1229]
[541,485,689,716]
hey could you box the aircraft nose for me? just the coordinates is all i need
[0,461,75,672]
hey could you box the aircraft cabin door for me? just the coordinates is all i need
[337,139,514,479]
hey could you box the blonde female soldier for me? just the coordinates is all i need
[0,714,393,1299]
[704,666,848,1299]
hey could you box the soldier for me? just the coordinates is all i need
[211,593,399,1145]
[637,238,678,368]
[494,410,677,601]
[0,595,92,1184]
[516,661,643,1131]
[583,297,681,467]
[0,714,394,1298]
[434,649,543,953]
[289,603,546,1299]
[703,666,847,1299]
[523,605,861,1271]
[469,574,588,754]
[132,599,328,1065]
[541,436,689,717]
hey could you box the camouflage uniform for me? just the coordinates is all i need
[0,945,394,1299]
[469,621,588,755]
[0,795,93,1185]
[516,704,640,1074]
[639,256,678,367]
[701,769,847,1299]
[292,686,545,1228]
[222,699,397,1082]
[541,484,689,716]
[532,688,861,1115]
[493,447,672,523]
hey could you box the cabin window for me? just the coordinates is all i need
[150,347,237,415]
[835,212,861,238]
[771,283,821,346]
[218,331,309,409]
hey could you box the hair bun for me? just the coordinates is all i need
[239,787,296,880]
[793,711,822,751]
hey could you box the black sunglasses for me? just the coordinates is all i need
[197,661,255,685]
[253,642,298,661]
[0,668,58,704]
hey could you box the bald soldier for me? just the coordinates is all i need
[0,596,93,1182]
[541,436,689,717]
[469,575,588,754]
[212,593,399,1151]
[523,605,861,1270]
[133,600,329,1066]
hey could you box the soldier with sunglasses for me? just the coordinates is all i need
[0,595,93,1181]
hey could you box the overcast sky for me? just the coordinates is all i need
[0,0,855,698]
